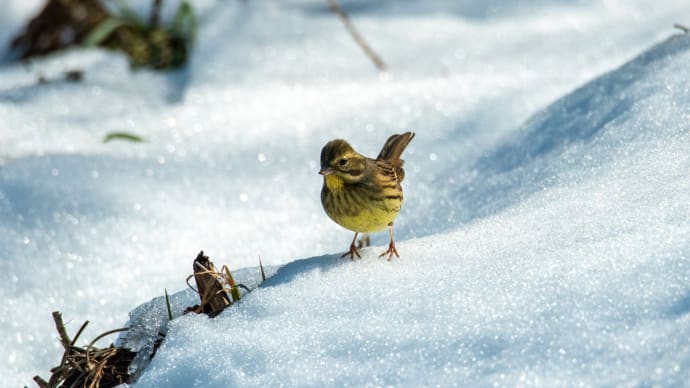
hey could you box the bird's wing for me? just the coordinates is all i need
[374,158,405,184]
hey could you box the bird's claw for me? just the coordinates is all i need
[341,243,361,260]
[379,241,399,261]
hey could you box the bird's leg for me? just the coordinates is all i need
[379,223,400,260]
[341,232,361,260]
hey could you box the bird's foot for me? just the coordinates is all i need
[379,240,399,261]
[340,243,361,260]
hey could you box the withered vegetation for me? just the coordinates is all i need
[34,251,257,387]
[10,0,195,70]
[33,312,133,388]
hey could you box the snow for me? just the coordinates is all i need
[1,0,689,386]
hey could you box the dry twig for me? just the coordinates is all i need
[327,0,387,71]
[34,312,134,387]
[150,0,164,28]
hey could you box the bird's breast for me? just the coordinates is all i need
[321,183,401,233]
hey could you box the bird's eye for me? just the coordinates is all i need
[338,158,348,166]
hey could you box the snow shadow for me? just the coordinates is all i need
[478,33,689,175]
[292,0,590,20]
[428,33,690,228]
[0,80,52,103]
[259,253,346,289]
[0,154,125,227]
[667,292,690,318]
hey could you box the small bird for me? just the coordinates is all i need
[319,132,415,260]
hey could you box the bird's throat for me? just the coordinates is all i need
[324,174,345,191]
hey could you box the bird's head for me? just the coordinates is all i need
[319,139,366,185]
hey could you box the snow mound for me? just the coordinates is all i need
[417,33,690,229]
[135,34,690,386]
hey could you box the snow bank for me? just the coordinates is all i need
[135,34,690,386]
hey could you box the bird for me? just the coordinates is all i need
[319,132,415,260]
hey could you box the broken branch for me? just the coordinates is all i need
[327,0,387,71]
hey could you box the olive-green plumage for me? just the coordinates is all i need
[319,132,415,259]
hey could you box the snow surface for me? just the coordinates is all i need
[1,0,689,386]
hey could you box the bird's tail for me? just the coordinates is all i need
[376,132,415,162]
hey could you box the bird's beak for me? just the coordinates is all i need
[319,167,335,176]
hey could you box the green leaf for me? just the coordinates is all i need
[84,17,125,47]
[230,286,241,303]
[223,267,241,302]
[172,1,197,45]
[103,132,145,143]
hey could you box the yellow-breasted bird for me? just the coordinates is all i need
[319,132,415,260]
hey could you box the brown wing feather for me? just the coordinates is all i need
[375,159,405,183]
[376,132,415,162]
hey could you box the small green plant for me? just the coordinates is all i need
[86,0,197,69]
[10,0,197,70]
[222,266,242,303]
